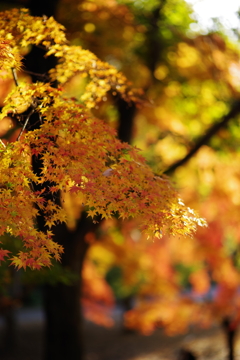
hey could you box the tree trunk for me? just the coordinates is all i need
[22,2,91,359]
[43,216,95,360]
[222,318,236,360]
[117,97,136,144]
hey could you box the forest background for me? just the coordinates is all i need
[0,0,240,360]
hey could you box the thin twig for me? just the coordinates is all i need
[22,69,49,81]
[164,100,240,175]
[17,107,35,141]
[0,139,6,148]
[11,68,19,87]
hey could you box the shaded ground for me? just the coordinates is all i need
[0,307,240,360]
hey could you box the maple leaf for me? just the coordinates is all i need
[0,249,10,261]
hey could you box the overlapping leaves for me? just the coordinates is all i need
[0,83,205,268]
[0,8,205,269]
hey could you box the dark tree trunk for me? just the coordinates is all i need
[222,318,236,360]
[22,2,91,360]
[28,0,59,17]
[143,1,167,77]
[44,282,83,360]
[43,216,96,360]
[117,98,136,144]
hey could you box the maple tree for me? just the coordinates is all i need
[0,7,203,268]
[0,3,207,360]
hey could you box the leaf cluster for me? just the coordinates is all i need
[0,8,205,269]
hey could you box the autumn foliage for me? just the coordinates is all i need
[0,8,205,270]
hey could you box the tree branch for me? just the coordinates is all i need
[0,139,6,148]
[117,98,136,143]
[145,1,167,74]
[23,69,49,82]
[164,100,240,175]
[16,108,34,141]
[11,68,19,87]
